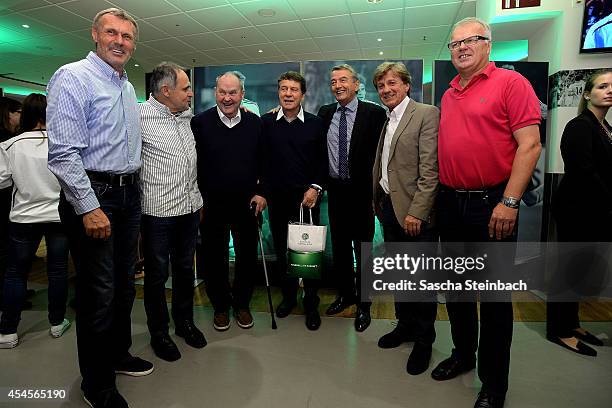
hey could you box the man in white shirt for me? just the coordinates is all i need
[371,62,440,376]
[139,62,206,362]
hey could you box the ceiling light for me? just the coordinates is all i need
[258,49,263,53]
[21,24,30,28]
[377,38,382,42]
[379,51,384,55]
[257,8,276,17]
[134,64,140,67]
[367,0,384,3]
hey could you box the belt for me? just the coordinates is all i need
[86,171,138,186]
[440,182,506,199]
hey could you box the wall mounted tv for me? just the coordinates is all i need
[580,0,612,53]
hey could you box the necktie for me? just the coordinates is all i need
[338,106,349,179]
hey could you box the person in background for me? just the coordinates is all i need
[547,69,612,357]
[0,93,70,349]
[0,97,22,309]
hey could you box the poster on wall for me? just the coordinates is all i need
[302,59,423,114]
[433,60,549,257]
[548,68,606,109]
[193,61,300,115]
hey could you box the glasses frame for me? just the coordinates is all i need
[447,35,490,50]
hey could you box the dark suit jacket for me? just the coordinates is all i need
[554,109,612,239]
[372,99,439,226]
[317,99,387,199]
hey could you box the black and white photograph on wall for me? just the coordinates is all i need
[302,59,424,114]
[549,68,608,108]
[433,60,549,257]
[193,62,300,115]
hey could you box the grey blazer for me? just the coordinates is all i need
[372,99,440,226]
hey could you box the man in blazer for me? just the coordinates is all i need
[372,62,439,376]
[317,64,387,332]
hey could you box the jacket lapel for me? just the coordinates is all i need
[389,99,416,160]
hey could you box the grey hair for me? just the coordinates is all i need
[93,8,139,40]
[331,64,359,81]
[452,17,492,41]
[150,62,185,97]
[215,71,245,91]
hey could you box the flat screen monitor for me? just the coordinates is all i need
[580,0,612,53]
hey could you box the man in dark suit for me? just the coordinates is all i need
[317,64,386,332]
[372,62,439,376]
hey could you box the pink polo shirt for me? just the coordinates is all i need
[438,62,541,189]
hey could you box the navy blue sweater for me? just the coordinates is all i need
[191,107,264,201]
[261,110,328,194]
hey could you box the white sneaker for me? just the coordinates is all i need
[0,333,18,348]
[50,319,71,338]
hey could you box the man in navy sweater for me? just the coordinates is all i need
[261,71,328,330]
[191,71,266,332]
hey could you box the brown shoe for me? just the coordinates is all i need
[213,311,230,331]
[234,309,254,329]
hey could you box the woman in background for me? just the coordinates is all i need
[547,69,612,356]
[0,93,70,348]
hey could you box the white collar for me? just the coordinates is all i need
[217,106,241,127]
[387,95,410,121]
[276,105,304,123]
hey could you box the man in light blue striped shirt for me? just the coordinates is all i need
[47,8,152,408]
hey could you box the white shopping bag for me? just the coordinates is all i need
[287,205,327,253]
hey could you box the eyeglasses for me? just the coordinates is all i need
[447,35,489,50]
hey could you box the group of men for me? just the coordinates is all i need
[44,6,541,408]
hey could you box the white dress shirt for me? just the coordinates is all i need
[276,105,305,123]
[380,95,410,194]
[217,106,241,128]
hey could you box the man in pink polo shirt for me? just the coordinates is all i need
[431,17,541,408]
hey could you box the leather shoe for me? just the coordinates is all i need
[83,389,129,408]
[474,391,505,408]
[176,321,207,349]
[431,354,475,381]
[406,342,432,375]
[378,325,414,349]
[276,298,296,318]
[325,295,356,315]
[572,329,604,346]
[305,308,321,330]
[547,335,597,356]
[354,307,371,332]
[151,333,181,362]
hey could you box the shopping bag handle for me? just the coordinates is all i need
[299,204,314,225]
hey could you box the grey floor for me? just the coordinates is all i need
[1,299,611,408]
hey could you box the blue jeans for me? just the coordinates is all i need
[59,181,140,396]
[0,222,69,334]
[141,212,199,336]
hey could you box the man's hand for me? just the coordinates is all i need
[82,208,111,239]
[488,203,518,240]
[250,195,267,215]
[403,214,422,237]
[302,188,319,208]
[268,105,281,114]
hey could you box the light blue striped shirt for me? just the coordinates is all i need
[47,52,141,214]
[327,96,357,179]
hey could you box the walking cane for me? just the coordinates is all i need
[252,203,277,330]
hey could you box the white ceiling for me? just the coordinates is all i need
[0,0,477,97]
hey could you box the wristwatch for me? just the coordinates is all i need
[309,184,323,195]
[500,196,520,209]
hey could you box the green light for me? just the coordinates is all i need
[491,11,560,24]
[491,40,529,61]
[0,85,46,96]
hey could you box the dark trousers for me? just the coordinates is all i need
[59,182,140,396]
[380,193,437,345]
[267,189,319,308]
[0,222,69,334]
[436,184,515,397]
[546,209,609,339]
[0,188,10,304]
[200,198,258,312]
[327,178,374,305]
[142,212,199,336]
